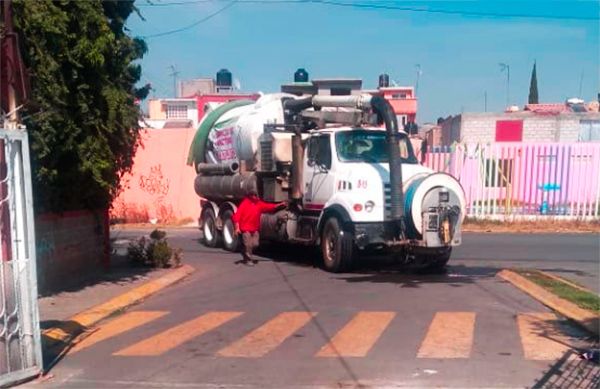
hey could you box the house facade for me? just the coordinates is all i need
[440,108,600,146]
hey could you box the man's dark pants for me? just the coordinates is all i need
[242,231,259,262]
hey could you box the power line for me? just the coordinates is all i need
[141,1,238,39]
[138,0,598,21]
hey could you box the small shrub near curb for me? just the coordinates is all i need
[127,229,183,268]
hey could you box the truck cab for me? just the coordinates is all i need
[298,127,464,272]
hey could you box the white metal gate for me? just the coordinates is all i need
[0,129,42,386]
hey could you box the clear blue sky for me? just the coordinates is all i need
[129,0,599,123]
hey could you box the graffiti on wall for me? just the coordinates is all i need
[139,165,170,196]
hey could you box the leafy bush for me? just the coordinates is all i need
[127,230,181,268]
[13,0,151,212]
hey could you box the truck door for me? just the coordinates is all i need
[303,134,335,211]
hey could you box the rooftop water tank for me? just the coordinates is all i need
[379,73,390,88]
[216,69,232,87]
[294,68,309,83]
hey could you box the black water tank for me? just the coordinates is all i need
[378,73,390,88]
[294,68,309,82]
[216,69,232,87]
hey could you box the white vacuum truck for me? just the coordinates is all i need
[188,93,466,272]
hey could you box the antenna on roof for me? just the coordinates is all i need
[168,64,180,97]
[233,78,241,91]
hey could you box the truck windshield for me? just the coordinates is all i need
[335,130,418,164]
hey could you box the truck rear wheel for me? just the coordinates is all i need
[321,217,355,273]
[201,208,219,248]
[221,210,240,252]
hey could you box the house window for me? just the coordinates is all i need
[397,115,407,127]
[495,120,523,142]
[578,120,600,141]
[167,104,188,119]
[484,159,514,187]
[392,93,407,99]
[330,87,351,96]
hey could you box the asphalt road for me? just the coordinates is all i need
[37,230,599,388]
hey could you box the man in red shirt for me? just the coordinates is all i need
[233,190,286,265]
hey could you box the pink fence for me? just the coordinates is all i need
[424,143,600,219]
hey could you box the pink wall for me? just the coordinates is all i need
[111,128,200,223]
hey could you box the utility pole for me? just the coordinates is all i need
[168,65,180,98]
[415,64,422,98]
[484,91,488,112]
[499,63,510,107]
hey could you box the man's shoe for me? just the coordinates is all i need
[246,261,255,266]
[252,260,258,265]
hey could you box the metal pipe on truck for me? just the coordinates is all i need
[196,162,240,176]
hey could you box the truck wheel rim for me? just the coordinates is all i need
[324,228,337,264]
[204,218,214,241]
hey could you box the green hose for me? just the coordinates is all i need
[186,99,255,171]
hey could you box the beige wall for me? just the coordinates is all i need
[148,99,166,120]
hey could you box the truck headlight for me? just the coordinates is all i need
[364,201,375,212]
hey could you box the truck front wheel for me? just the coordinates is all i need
[321,217,355,273]
[221,210,240,252]
[201,208,219,248]
[417,247,452,273]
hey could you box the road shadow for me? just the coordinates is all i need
[334,263,501,288]
[252,242,504,288]
[37,251,155,298]
[531,348,599,388]
[525,315,599,388]
[40,320,88,372]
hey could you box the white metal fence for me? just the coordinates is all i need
[0,129,42,386]
[424,142,600,220]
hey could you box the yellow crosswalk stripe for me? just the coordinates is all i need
[114,311,243,356]
[417,312,475,359]
[317,311,396,357]
[70,311,168,354]
[517,312,571,360]
[218,312,316,358]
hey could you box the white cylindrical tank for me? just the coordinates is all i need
[202,94,291,166]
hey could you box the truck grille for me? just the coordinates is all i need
[384,183,391,220]
[260,140,273,171]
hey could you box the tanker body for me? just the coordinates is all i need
[188,94,465,272]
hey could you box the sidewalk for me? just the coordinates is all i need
[38,234,168,327]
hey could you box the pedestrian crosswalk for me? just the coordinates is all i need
[317,311,396,357]
[417,312,475,359]
[69,310,574,361]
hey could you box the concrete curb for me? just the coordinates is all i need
[43,264,195,350]
[498,269,599,337]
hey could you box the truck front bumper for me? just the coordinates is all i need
[354,222,398,249]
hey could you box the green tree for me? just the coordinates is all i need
[12,0,150,212]
[528,61,539,104]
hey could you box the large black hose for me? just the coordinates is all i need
[370,96,405,232]
[283,97,313,124]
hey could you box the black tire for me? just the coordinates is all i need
[321,217,355,273]
[418,248,452,273]
[221,210,240,252]
[201,207,219,248]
